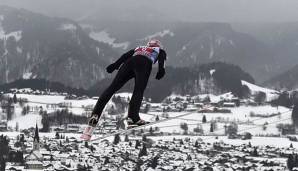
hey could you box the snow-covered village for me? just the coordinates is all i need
[1,79,298,170]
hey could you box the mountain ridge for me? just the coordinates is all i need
[83,20,274,82]
[90,62,255,102]
[0,5,119,88]
[264,64,298,90]
[0,62,255,102]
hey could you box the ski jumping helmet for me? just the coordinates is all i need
[147,39,162,48]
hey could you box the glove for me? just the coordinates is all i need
[106,63,118,73]
[155,69,165,80]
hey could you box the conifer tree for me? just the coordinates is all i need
[139,145,147,157]
[135,140,141,149]
[113,134,120,145]
[124,134,129,142]
[202,115,207,123]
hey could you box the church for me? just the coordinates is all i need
[24,124,44,170]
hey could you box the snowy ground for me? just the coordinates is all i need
[150,135,298,148]
[2,92,135,130]
[1,131,297,149]
[2,92,292,137]
[4,93,122,129]
[241,80,279,101]
[139,105,291,136]
[8,113,42,130]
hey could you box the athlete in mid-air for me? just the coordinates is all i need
[81,39,167,140]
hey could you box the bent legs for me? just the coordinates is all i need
[128,70,151,123]
[92,67,134,117]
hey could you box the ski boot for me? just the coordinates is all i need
[127,118,150,129]
[81,114,100,141]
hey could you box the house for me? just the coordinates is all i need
[92,96,99,100]
[102,120,118,133]
[185,105,197,112]
[0,120,7,131]
[212,107,231,113]
[5,165,25,171]
[175,102,184,109]
[51,127,65,133]
[198,108,213,113]
[58,102,72,108]
[186,95,191,101]
[210,102,219,107]
[55,153,70,164]
[1,103,14,114]
[25,160,43,170]
[194,103,204,108]
[223,102,236,107]
[66,124,80,133]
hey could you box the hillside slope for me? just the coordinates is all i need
[90,62,254,102]
[265,64,298,90]
[0,6,118,88]
[83,21,274,82]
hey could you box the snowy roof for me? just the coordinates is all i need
[26,160,43,165]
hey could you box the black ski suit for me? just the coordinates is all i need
[92,47,167,122]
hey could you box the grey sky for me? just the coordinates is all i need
[1,0,298,23]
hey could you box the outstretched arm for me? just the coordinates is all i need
[156,49,167,80]
[106,49,134,73]
[114,49,135,68]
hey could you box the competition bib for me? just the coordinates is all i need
[133,46,160,63]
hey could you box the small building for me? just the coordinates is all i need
[185,105,197,112]
[66,124,80,133]
[102,120,118,133]
[5,165,25,171]
[25,160,43,170]
[0,120,7,131]
[194,103,204,108]
[58,102,72,108]
[223,102,236,108]
[210,102,219,107]
[92,96,99,100]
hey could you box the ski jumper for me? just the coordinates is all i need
[92,46,167,123]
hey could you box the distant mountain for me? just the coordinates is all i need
[0,6,119,88]
[233,22,298,76]
[89,62,254,102]
[265,64,298,90]
[82,21,273,82]
[87,21,298,83]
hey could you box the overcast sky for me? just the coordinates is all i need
[1,0,298,23]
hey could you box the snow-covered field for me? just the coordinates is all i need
[241,80,279,101]
[8,114,42,130]
[2,91,292,138]
[140,105,291,136]
[2,92,136,130]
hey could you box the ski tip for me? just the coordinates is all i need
[80,134,92,141]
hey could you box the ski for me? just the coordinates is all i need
[80,113,106,141]
[89,108,209,142]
